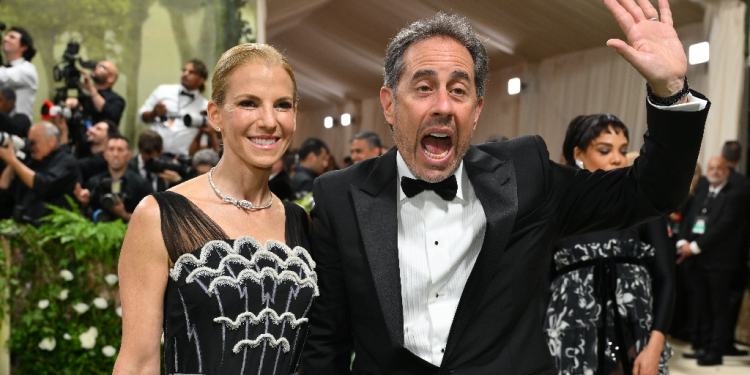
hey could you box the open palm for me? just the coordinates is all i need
[605,0,687,97]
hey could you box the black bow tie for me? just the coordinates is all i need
[180,91,194,99]
[401,175,458,201]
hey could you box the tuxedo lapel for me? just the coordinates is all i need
[351,149,404,347]
[444,145,518,359]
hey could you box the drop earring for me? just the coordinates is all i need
[575,159,584,169]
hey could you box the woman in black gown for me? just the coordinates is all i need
[114,44,316,374]
[544,114,675,375]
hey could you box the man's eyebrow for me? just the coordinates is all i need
[412,69,437,80]
[451,70,470,81]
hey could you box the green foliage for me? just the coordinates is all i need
[0,201,127,373]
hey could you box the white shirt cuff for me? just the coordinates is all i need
[676,239,688,251]
[689,241,702,255]
[648,93,707,112]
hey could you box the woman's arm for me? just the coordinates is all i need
[113,196,169,375]
[633,217,675,375]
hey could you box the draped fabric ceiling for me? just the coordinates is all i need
[267,0,705,109]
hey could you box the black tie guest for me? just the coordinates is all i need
[0,85,31,137]
[75,119,119,183]
[0,122,79,226]
[127,130,181,192]
[291,137,329,199]
[73,135,152,223]
[301,5,710,374]
[676,157,750,366]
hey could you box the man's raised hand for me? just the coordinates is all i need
[605,0,687,98]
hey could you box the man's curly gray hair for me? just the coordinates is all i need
[383,12,489,98]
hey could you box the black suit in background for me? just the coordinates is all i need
[678,176,748,356]
[722,169,750,352]
[269,169,295,201]
[301,98,709,375]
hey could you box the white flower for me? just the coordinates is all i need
[57,289,69,300]
[93,298,108,309]
[38,337,56,351]
[60,270,74,281]
[79,327,98,349]
[63,333,71,340]
[101,345,116,357]
[116,306,122,317]
[72,302,89,314]
[38,299,49,309]
[104,274,118,286]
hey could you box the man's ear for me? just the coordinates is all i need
[380,86,395,126]
[472,97,484,131]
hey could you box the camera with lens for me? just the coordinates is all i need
[183,110,209,128]
[145,155,195,178]
[97,177,124,209]
[52,42,97,103]
[0,131,31,160]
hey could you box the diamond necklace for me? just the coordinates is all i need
[208,167,273,210]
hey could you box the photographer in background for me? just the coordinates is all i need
[0,122,79,226]
[127,130,181,192]
[74,135,151,223]
[76,119,119,183]
[0,85,31,137]
[139,59,211,156]
[69,60,125,126]
[0,27,38,122]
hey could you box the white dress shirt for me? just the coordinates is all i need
[138,84,208,155]
[0,58,38,121]
[397,152,486,366]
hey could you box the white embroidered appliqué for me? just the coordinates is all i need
[169,236,317,366]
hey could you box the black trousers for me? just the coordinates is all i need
[693,267,735,353]
[724,266,748,349]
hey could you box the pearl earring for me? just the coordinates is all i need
[215,126,221,132]
[575,159,584,169]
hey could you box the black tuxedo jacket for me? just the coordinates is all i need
[679,175,748,269]
[301,98,709,375]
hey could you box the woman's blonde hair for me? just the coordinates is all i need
[211,44,298,107]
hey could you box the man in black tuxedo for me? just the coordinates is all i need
[301,1,710,374]
[677,157,749,365]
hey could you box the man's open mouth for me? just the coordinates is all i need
[421,132,452,160]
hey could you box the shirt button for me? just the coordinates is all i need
[434,240,438,245]
[441,348,445,353]
[435,293,439,298]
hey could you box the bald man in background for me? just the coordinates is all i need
[677,156,749,365]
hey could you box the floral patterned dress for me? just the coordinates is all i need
[543,219,674,375]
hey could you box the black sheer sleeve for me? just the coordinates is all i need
[151,191,229,263]
[283,201,311,250]
[640,217,675,334]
